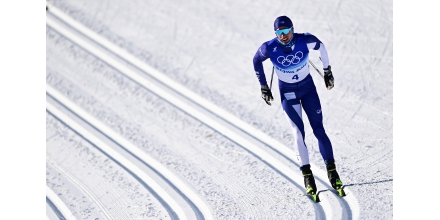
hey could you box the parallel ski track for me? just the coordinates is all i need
[47,6,214,220]
[47,2,359,219]
[46,100,190,220]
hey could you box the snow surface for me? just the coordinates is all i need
[43,0,397,219]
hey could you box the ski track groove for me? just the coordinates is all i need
[46,157,114,220]
[46,2,360,219]
[46,101,187,220]
[47,79,214,219]
[46,185,77,220]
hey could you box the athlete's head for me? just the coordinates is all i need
[274,16,294,44]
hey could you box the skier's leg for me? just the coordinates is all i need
[280,85,320,200]
[301,82,334,161]
[300,78,344,195]
[281,91,310,166]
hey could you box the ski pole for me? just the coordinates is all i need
[308,60,324,79]
[269,66,274,90]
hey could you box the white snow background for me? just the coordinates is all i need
[3,0,438,219]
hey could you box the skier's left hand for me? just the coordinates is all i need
[323,65,334,90]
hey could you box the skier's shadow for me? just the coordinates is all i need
[317,178,393,194]
[343,178,393,187]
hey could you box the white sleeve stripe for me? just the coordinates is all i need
[317,43,330,68]
[306,42,330,67]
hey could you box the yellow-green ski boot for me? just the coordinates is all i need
[301,165,320,202]
[326,159,346,197]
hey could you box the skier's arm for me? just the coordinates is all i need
[305,34,330,68]
[253,42,270,85]
[253,42,274,105]
[305,34,334,90]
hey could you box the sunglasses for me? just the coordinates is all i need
[275,28,292,36]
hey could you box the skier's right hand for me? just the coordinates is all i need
[261,85,274,106]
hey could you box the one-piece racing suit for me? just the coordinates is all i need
[253,33,334,167]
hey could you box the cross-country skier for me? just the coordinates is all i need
[252,15,345,200]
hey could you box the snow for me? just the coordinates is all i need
[43,0,393,219]
[6,0,438,219]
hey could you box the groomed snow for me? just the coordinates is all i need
[10,0,434,219]
[43,0,395,219]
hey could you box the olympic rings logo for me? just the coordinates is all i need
[277,51,303,66]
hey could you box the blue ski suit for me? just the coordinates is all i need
[253,33,334,167]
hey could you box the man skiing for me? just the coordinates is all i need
[252,15,344,201]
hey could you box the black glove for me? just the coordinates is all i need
[323,65,334,90]
[261,85,274,106]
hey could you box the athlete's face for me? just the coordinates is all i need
[275,26,293,43]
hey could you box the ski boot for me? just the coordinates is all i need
[326,159,346,197]
[301,165,320,202]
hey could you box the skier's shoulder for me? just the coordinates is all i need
[294,32,316,39]
[257,38,278,55]
[295,32,321,44]
[262,38,278,48]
